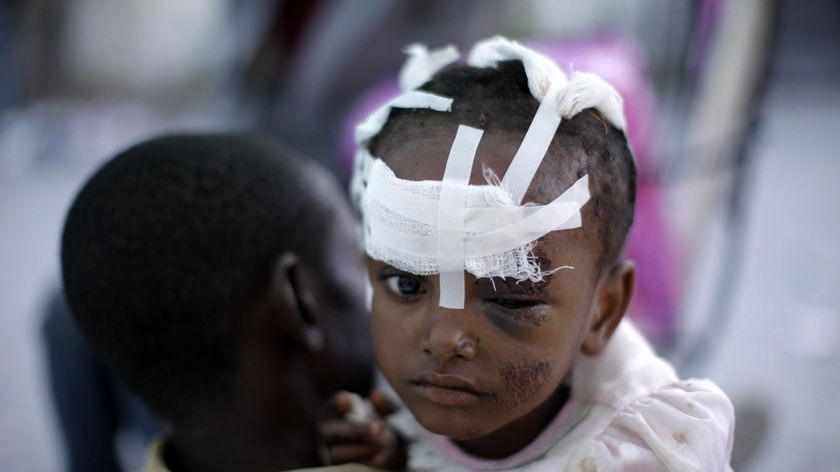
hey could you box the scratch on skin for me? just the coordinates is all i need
[498,358,551,407]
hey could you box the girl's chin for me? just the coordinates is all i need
[413,411,498,441]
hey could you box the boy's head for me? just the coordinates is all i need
[61,133,374,427]
[351,37,636,455]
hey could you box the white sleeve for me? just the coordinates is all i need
[565,379,735,472]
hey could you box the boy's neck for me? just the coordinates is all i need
[164,417,325,472]
[454,384,571,460]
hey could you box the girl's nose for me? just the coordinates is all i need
[421,308,478,362]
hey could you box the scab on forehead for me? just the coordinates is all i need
[525,142,591,205]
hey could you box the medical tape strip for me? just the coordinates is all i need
[350,91,454,209]
[470,175,587,246]
[436,125,483,309]
[354,90,454,145]
[365,174,589,259]
[500,83,563,204]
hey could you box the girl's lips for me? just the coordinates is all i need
[409,372,488,407]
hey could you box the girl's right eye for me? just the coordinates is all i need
[382,273,425,298]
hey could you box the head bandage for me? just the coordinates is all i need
[351,36,626,308]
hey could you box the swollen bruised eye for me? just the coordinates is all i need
[481,299,549,335]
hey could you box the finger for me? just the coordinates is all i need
[371,430,407,470]
[363,431,400,469]
[322,391,353,418]
[369,389,396,417]
[321,419,383,443]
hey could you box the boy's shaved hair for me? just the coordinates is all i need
[61,134,338,422]
[370,60,637,271]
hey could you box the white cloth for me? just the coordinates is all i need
[395,321,735,471]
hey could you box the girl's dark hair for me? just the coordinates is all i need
[370,60,637,270]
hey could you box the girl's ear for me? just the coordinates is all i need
[581,261,635,356]
[263,252,324,352]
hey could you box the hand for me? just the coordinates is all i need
[320,389,407,470]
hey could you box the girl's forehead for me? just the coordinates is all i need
[383,126,582,205]
[384,128,524,184]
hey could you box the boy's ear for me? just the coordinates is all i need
[581,261,635,356]
[265,252,324,352]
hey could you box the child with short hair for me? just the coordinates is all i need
[61,133,380,472]
[325,37,734,471]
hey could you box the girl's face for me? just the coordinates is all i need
[367,128,616,457]
[368,233,604,456]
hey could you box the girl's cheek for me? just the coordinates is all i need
[498,357,552,407]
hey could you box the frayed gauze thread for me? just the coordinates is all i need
[359,159,588,282]
[399,43,460,91]
[353,36,626,153]
[361,160,571,284]
[467,36,626,130]
[467,35,569,102]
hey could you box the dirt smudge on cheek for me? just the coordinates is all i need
[498,357,552,407]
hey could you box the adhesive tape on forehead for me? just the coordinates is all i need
[352,36,626,308]
[436,125,483,308]
[360,157,590,306]
[350,91,454,209]
[363,160,590,252]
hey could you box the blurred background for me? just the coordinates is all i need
[0,0,837,470]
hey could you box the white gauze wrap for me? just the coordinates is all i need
[351,36,626,308]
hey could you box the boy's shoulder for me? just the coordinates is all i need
[136,438,382,472]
